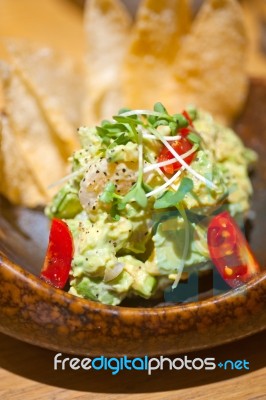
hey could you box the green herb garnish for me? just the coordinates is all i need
[172,114,188,127]
[154,177,194,209]
[187,132,201,145]
[121,182,147,208]
[108,132,131,149]
[154,102,168,114]
[118,107,132,115]
[120,126,147,209]
[99,182,117,203]
[99,182,123,220]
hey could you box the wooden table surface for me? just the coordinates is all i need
[0,330,265,400]
[0,1,265,399]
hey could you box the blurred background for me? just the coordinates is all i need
[0,0,265,77]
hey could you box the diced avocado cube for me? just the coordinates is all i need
[46,183,82,219]
[133,274,157,298]
[73,270,133,306]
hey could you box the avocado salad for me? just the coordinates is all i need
[45,103,257,306]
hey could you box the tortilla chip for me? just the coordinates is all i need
[122,0,192,110]
[0,78,4,111]
[0,112,5,195]
[0,112,47,207]
[170,0,248,123]
[83,0,132,124]
[0,62,68,199]
[5,39,82,156]
[242,0,266,77]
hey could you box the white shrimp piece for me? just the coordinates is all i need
[79,157,138,213]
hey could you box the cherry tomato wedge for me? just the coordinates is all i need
[157,137,195,175]
[40,218,74,289]
[207,211,260,288]
[182,110,194,127]
[179,127,190,136]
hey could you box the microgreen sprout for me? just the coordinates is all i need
[187,132,202,145]
[99,182,120,203]
[172,204,190,289]
[119,125,148,208]
[154,177,194,209]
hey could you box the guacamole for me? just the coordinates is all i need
[46,104,257,305]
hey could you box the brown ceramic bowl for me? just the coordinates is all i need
[0,78,266,357]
